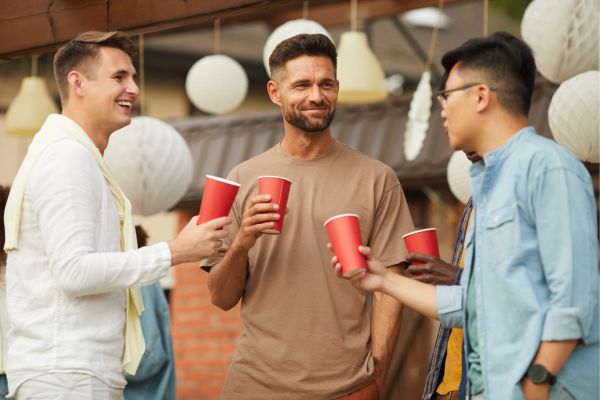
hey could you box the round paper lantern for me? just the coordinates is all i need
[263,19,333,77]
[104,116,194,216]
[185,55,248,114]
[548,70,599,163]
[447,151,473,205]
[521,0,599,84]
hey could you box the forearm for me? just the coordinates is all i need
[208,241,249,310]
[530,340,578,375]
[371,273,403,387]
[50,242,171,297]
[381,272,439,320]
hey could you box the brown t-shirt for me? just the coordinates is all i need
[204,141,414,399]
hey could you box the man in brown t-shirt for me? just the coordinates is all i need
[204,33,414,400]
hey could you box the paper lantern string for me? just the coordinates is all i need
[483,0,489,37]
[303,1,309,20]
[350,0,358,32]
[214,19,221,55]
[424,0,444,72]
[31,55,38,76]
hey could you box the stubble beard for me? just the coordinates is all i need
[283,107,336,134]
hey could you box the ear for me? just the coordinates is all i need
[475,84,493,113]
[67,71,84,98]
[267,80,282,107]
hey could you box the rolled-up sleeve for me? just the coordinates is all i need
[436,285,464,328]
[531,166,599,343]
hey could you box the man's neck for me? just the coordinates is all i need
[62,108,110,154]
[280,124,335,159]
[475,115,528,157]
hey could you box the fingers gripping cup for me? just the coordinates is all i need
[257,176,291,234]
[402,228,440,265]
[324,214,367,278]
[197,175,241,225]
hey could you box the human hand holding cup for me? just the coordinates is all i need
[257,176,291,234]
[197,175,240,225]
[324,213,367,278]
[402,228,440,266]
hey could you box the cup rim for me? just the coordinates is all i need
[323,213,360,228]
[257,175,292,183]
[402,227,437,239]
[206,175,241,187]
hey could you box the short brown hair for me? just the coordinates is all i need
[0,185,10,265]
[53,31,136,104]
[269,33,337,81]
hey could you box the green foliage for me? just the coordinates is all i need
[490,0,531,21]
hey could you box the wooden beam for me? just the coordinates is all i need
[0,0,337,59]
[267,0,466,28]
[0,0,466,59]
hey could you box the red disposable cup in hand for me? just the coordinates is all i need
[197,175,241,225]
[257,176,291,234]
[402,228,440,265]
[324,213,367,278]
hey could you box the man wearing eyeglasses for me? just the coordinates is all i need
[331,32,598,400]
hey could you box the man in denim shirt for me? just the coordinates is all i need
[331,32,598,400]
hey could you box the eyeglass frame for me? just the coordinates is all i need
[437,82,497,109]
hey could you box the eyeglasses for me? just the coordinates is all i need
[437,83,497,109]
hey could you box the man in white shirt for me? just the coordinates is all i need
[4,31,229,399]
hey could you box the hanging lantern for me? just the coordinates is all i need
[104,116,194,216]
[337,31,387,104]
[404,71,432,161]
[447,151,473,204]
[263,19,333,77]
[521,0,599,84]
[185,54,248,115]
[5,77,58,137]
[548,70,599,163]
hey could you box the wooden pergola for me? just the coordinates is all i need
[1,0,464,60]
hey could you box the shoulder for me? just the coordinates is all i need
[337,142,396,174]
[226,145,282,182]
[30,139,103,187]
[518,132,590,183]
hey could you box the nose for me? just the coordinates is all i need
[127,78,140,98]
[440,107,447,119]
[307,84,324,103]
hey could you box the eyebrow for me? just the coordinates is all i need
[113,69,137,79]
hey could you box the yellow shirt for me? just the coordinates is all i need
[436,212,473,395]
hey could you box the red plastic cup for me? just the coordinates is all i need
[402,228,440,265]
[197,175,241,225]
[257,176,291,234]
[324,213,367,278]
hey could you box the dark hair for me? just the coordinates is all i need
[135,225,149,248]
[0,186,10,265]
[440,31,536,116]
[269,33,337,80]
[54,31,137,104]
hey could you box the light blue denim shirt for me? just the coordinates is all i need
[436,127,599,399]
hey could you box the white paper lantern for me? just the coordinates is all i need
[263,19,333,77]
[521,0,599,84]
[447,151,473,204]
[404,71,432,161]
[105,116,194,216]
[548,70,599,163]
[185,55,248,114]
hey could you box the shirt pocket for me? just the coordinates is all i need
[484,204,517,251]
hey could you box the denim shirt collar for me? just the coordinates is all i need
[483,126,534,166]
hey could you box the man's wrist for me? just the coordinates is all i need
[526,364,557,385]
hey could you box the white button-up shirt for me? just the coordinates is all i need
[6,137,171,394]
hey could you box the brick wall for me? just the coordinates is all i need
[171,210,241,399]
